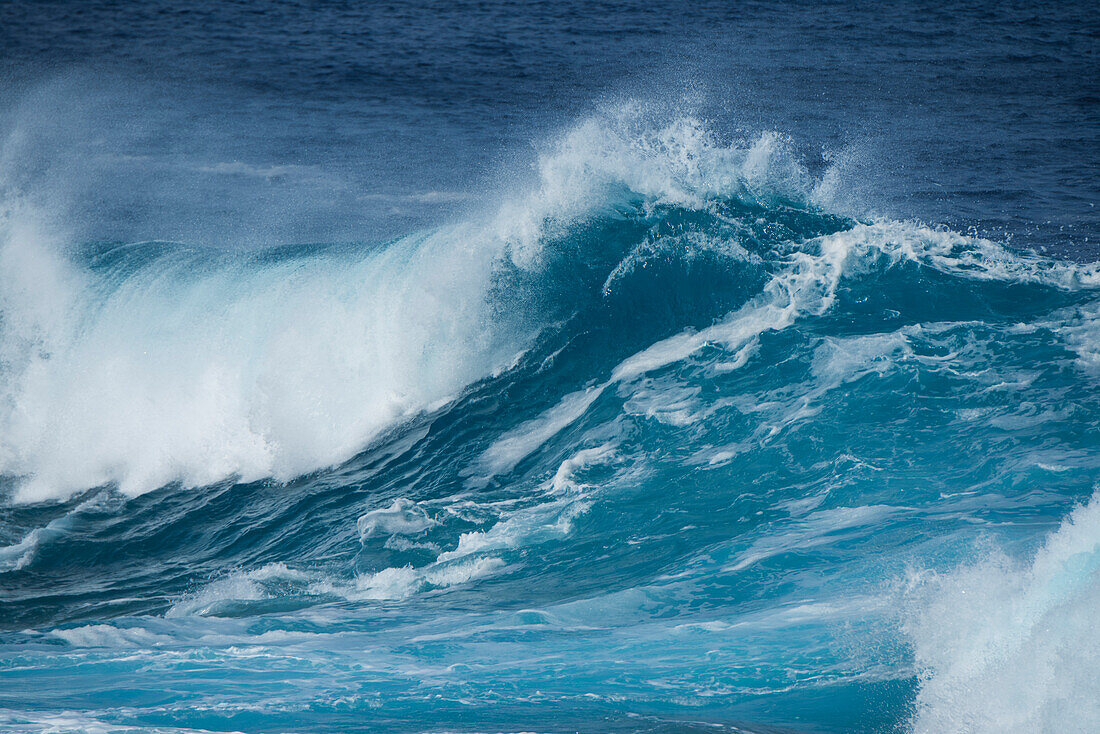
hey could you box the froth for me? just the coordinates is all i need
[495,108,816,266]
[0,222,528,502]
[0,106,828,504]
[2,103,1097,504]
[904,491,1100,733]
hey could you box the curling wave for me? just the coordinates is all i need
[1,108,1099,734]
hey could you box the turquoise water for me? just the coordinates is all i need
[2,109,1099,732]
[3,0,1100,730]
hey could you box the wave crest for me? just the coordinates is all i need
[1,107,1096,504]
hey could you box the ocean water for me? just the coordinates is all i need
[1,2,1099,732]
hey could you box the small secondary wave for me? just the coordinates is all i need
[905,489,1100,733]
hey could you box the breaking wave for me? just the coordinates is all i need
[2,106,1098,733]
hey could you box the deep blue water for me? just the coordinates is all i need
[1,2,1098,732]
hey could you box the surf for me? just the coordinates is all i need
[1,105,1099,734]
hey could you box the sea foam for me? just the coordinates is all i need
[905,491,1100,733]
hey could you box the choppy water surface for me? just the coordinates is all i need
[1,2,1098,732]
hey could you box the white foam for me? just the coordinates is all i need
[494,112,814,266]
[0,216,532,502]
[473,210,860,472]
[1056,302,1100,374]
[437,443,617,578]
[548,443,617,494]
[0,494,109,571]
[810,332,910,384]
[167,562,308,617]
[481,214,1100,472]
[0,710,246,734]
[904,491,1100,733]
[50,624,176,648]
[1,104,817,504]
[435,496,591,565]
[357,498,437,540]
[3,105,1097,503]
[347,556,507,601]
[171,442,621,613]
[0,526,46,572]
[622,381,705,427]
[472,386,605,480]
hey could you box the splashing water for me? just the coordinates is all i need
[1,106,1098,733]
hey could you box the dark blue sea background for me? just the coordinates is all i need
[0,2,1098,732]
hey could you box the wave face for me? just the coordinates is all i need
[2,110,1100,733]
